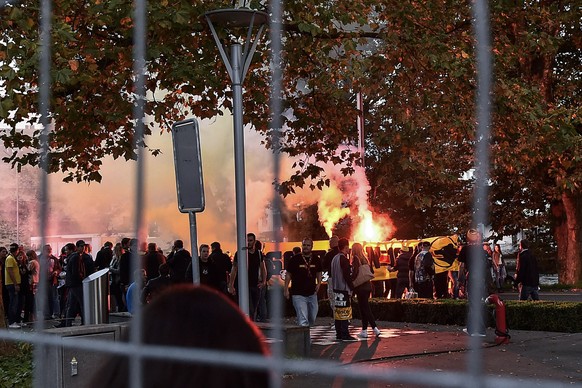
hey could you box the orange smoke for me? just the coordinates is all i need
[317,156,396,242]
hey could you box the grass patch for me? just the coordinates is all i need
[0,342,33,388]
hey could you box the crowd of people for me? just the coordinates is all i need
[0,237,237,328]
[1,229,540,331]
[281,230,541,340]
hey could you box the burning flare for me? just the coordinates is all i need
[317,163,396,242]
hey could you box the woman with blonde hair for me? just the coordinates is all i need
[351,243,380,338]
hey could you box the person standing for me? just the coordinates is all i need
[492,244,506,293]
[25,250,40,322]
[284,238,322,327]
[254,240,269,322]
[322,236,339,325]
[5,243,22,328]
[409,241,435,299]
[515,239,540,301]
[141,263,172,304]
[16,245,30,325]
[458,229,495,298]
[228,233,267,321]
[109,243,126,312]
[331,237,356,341]
[61,240,95,327]
[458,229,491,336]
[126,269,146,315]
[40,245,61,319]
[119,238,139,299]
[142,242,166,282]
[167,239,191,285]
[395,246,412,300]
[351,243,380,339]
[0,246,9,320]
[185,244,211,285]
[209,242,232,295]
[94,242,114,271]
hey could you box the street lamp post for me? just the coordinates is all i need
[204,7,268,316]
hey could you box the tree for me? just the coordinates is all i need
[0,1,580,282]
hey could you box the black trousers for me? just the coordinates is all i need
[335,319,350,339]
[66,286,83,327]
[355,287,377,330]
[415,280,434,299]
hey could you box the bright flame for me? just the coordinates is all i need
[317,155,396,242]
[353,209,395,242]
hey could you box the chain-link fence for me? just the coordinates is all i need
[0,0,572,387]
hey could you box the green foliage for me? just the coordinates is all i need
[0,1,581,279]
[0,343,33,388]
[317,298,582,333]
[505,301,582,333]
[541,282,582,291]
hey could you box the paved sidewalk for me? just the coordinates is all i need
[281,318,582,387]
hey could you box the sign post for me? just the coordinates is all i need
[171,119,205,284]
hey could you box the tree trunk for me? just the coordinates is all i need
[552,192,582,285]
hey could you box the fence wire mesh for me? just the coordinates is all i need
[0,0,572,387]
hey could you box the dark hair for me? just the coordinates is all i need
[147,242,157,252]
[199,244,209,253]
[9,243,19,253]
[104,241,113,248]
[211,242,221,250]
[421,241,431,249]
[65,243,76,253]
[93,285,269,388]
[292,246,301,255]
[158,263,170,276]
[254,240,262,251]
[247,233,256,240]
[520,239,530,249]
[338,237,349,250]
[121,238,131,247]
[174,240,184,249]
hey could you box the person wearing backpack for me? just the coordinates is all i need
[59,240,95,327]
[408,241,435,299]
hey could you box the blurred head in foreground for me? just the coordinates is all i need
[93,285,269,388]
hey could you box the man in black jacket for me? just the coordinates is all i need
[62,240,95,327]
[94,241,113,271]
[515,239,540,301]
[167,239,191,284]
[209,241,232,294]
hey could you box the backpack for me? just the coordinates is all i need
[414,251,434,283]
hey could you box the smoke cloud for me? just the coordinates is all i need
[1,117,395,252]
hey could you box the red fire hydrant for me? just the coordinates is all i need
[485,294,511,345]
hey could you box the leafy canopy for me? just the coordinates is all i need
[0,0,580,240]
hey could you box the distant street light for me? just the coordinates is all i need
[204,6,268,316]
